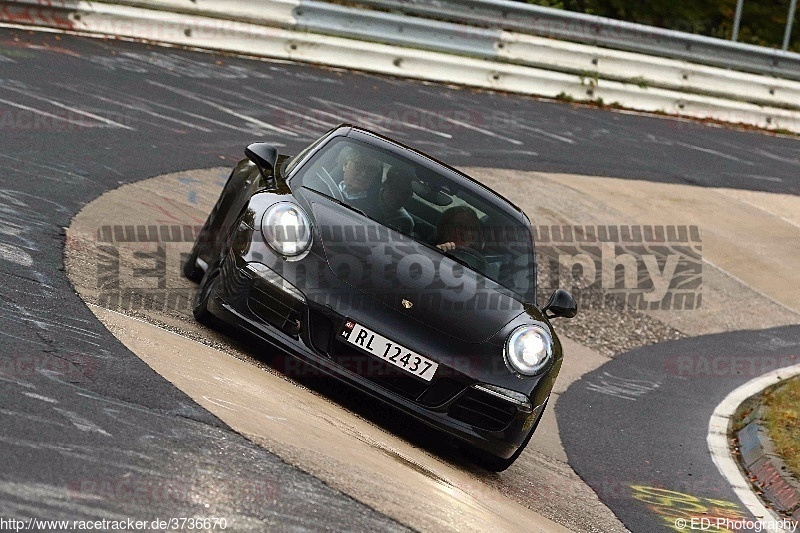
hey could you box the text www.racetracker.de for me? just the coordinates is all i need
[0,517,229,531]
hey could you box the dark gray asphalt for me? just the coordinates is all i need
[0,31,409,531]
[0,27,798,530]
[557,326,800,532]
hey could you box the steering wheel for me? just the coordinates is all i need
[316,167,343,202]
[448,247,488,273]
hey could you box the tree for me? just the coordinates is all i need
[523,0,800,52]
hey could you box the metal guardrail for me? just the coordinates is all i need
[291,0,800,108]
[7,0,800,83]
[3,0,800,132]
[295,1,499,58]
[342,0,800,81]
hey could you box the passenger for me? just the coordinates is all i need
[435,206,487,271]
[376,168,415,234]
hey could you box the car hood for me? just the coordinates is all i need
[308,199,525,343]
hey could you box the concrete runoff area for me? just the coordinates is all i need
[65,166,800,531]
[477,170,800,334]
[89,305,572,533]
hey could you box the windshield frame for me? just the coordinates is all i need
[286,127,538,303]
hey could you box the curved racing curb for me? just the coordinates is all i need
[708,364,800,530]
[736,398,800,522]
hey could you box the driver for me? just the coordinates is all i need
[338,150,382,212]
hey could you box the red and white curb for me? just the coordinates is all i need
[708,364,800,531]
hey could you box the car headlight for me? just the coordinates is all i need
[260,202,312,258]
[504,325,553,376]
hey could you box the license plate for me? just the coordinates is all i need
[340,320,438,381]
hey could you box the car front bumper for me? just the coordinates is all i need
[206,254,548,459]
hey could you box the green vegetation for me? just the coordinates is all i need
[577,69,600,86]
[523,0,800,53]
[763,376,800,479]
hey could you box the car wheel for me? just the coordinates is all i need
[471,398,548,472]
[183,250,204,282]
[193,268,220,325]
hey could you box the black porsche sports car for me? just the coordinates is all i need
[184,124,577,471]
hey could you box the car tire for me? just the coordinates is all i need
[193,268,220,326]
[183,250,204,282]
[471,398,548,472]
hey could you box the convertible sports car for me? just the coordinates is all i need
[184,124,577,471]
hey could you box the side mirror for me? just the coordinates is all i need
[245,143,279,179]
[543,289,578,319]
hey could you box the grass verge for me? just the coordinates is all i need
[763,375,800,479]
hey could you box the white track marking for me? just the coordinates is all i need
[0,96,90,128]
[256,104,328,138]
[0,154,90,183]
[0,85,135,130]
[306,97,393,133]
[752,148,800,166]
[195,83,321,137]
[239,89,394,137]
[0,329,50,347]
[53,408,112,437]
[0,243,33,267]
[265,102,354,131]
[675,142,754,165]
[82,81,251,132]
[58,86,213,132]
[315,98,453,138]
[707,364,800,529]
[477,149,539,156]
[125,94,251,133]
[21,392,58,404]
[513,122,575,144]
[147,81,298,136]
[0,305,103,345]
[396,103,524,145]
[722,172,785,183]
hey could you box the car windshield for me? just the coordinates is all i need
[292,137,536,301]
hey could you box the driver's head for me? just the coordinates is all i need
[342,151,381,194]
[438,206,482,248]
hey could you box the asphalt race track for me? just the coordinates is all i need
[2,27,800,532]
[558,327,800,532]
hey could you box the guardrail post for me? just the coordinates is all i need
[731,0,744,41]
[783,0,798,50]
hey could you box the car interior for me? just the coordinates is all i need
[295,137,535,298]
